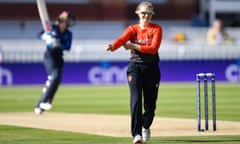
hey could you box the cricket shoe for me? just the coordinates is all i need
[133,134,142,144]
[142,128,151,142]
[34,107,43,115]
[40,102,52,110]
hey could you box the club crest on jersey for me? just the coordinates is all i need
[148,30,153,37]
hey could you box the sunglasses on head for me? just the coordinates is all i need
[140,11,153,15]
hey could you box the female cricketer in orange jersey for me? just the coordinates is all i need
[106,2,162,144]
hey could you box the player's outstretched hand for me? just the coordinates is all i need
[105,44,115,52]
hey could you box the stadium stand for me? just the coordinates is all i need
[0,21,240,62]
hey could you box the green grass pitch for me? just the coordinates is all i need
[0,83,239,143]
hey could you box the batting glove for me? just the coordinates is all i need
[46,37,60,49]
[41,32,52,41]
[41,32,60,49]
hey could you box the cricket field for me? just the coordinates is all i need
[0,83,239,143]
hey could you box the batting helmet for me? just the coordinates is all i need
[57,11,75,27]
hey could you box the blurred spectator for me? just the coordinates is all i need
[207,19,233,45]
[19,19,26,31]
[173,32,187,43]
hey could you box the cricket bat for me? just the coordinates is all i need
[36,0,51,32]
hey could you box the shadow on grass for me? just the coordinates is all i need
[149,138,240,144]
[163,139,240,143]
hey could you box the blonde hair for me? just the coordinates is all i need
[135,1,154,14]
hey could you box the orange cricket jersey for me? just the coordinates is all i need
[112,23,163,55]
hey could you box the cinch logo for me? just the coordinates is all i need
[88,65,128,84]
[0,66,13,86]
[225,64,240,82]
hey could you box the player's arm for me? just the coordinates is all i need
[125,26,162,55]
[139,26,162,54]
[106,26,133,52]
[59,32,72,51]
